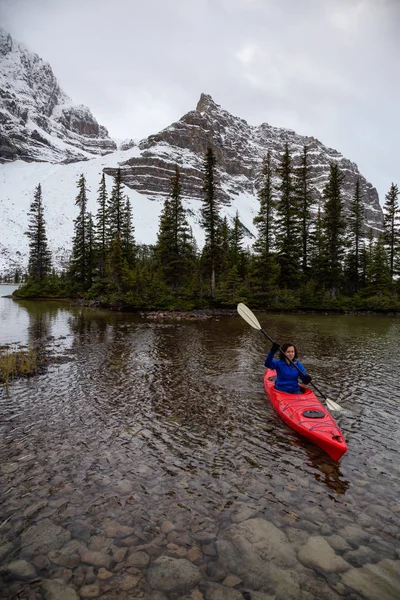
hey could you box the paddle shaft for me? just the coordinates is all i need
[259,328,328,401]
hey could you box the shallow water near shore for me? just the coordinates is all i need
[1,291,399,599]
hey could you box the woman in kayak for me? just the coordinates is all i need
[265,342,312,394]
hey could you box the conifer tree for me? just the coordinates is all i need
[254,151,275,258]
[107,168,124,244]
[219,216,231,273]
[201,147,221,297]
[275,143,301,288]
[346,177,364,293]
[320,163,347,294]
[70,174,91,287]
[121,196,136,268]
[250,152,279,304]
[86,212,95,288]
[309,202,325,281]
[368,234,391,294]
[382,182,399,281]
[229,211,245,274]
[216,264,245,306]
[294,145,314,275]
[156,165,196,290]
[360,227,374,291]
[95,173,108,277]
[25,183,52,280]
[107,232,125,293]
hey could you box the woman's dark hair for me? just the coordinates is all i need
[279,342,298,359]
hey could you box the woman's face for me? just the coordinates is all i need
[285,346,295,361]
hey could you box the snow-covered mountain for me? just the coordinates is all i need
[105,93,383,232]
[0,143,263,276]
[0,30,384,278]
[0,151,163,276]
[0,28,116,163]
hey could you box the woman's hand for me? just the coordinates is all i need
[302,374,312,385]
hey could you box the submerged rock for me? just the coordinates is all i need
[341,558,400,600]
[147,555,201,594]
[0,559,36,581]
[297,536,350,573]
[204,581,244,599]
[41,578,79,600]
[102,518,135,538]
[20,518,71,557]
[215,518,299,597]
[80,582,101,598]
[78,548,114,570]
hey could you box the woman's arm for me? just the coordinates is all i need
[265,341,280,368]
[264,351,277,368]
[297,361,312,384]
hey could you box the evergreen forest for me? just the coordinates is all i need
[14,145,400,312]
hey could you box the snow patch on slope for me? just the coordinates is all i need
[0,149,257,276]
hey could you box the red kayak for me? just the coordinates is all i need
[264,369,348,461]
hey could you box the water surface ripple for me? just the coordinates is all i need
[1,294,399,599]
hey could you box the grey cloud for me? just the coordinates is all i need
[0,0,398,201]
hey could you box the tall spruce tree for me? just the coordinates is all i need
[107,232,125,293]
[294,145,314,276]
[25,183,52,280]
[95,173,108,277]
[121,196,136,268]
[229,211,245,274]
[360,227,375,291]
[201,147,221,297]
[309,202,325,281]
[275,143,301,288]
[156,165,196,290]
[253,151,275,258]
[219,216,231,273]
[346,177,364,293]
[107,168,124,244]
[320,163,347,294]
[70,174,91,287]
[251,152,279,304]
[368,234,391,294]
[382,182,399,281]
[86,212,95,288]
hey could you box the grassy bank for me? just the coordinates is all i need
[0,346,41,390]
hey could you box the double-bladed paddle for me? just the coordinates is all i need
[237,302,343,411]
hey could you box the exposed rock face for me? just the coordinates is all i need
[104,93,383,232]
[0,28,116,163]
[119,138,137,151]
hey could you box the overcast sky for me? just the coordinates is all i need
[0,0,398,204]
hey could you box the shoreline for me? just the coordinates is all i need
[7,294,400,318]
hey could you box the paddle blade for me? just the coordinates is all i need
[326,398,343,411]
[237,303,262,330]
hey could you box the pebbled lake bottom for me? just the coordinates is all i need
[1,300,400,599]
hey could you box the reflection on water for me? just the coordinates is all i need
[0,295,399,598]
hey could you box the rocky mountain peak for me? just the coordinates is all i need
[0,28,116,163]
[196,93,221,114]
[105,96,383,234]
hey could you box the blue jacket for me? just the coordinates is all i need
[264,351,307,394]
